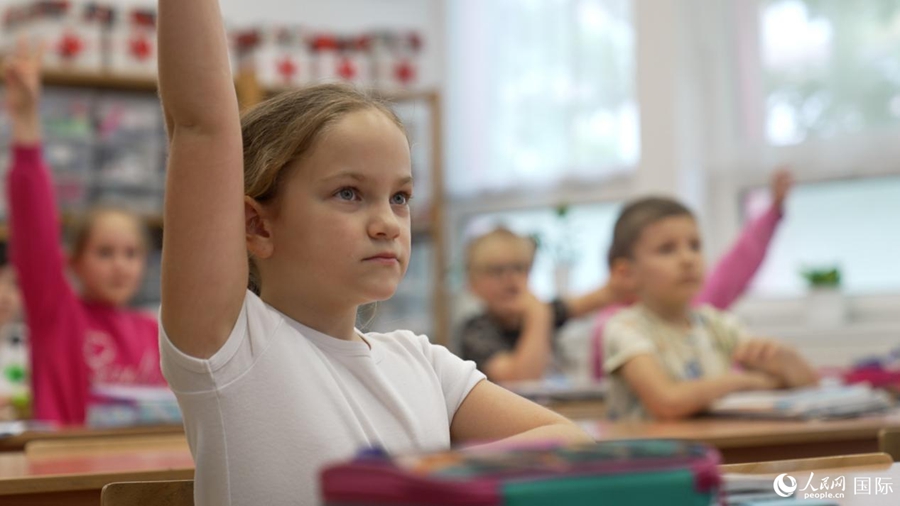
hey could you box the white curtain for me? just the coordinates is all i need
[447,0,638,196]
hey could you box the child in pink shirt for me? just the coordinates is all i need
[591,171,794,378]
[3,40,165,424]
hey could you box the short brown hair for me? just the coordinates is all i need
[241,83,407,293]
[607,197,694,267]
[465,227,536,271]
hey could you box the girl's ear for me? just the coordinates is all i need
[245,196,274,260]
[610,257,638,296]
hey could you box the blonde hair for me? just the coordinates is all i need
[69,207,149,262]
[240,83,407,294]
[465,227,536,272]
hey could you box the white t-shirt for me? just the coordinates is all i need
[160,290,485,506]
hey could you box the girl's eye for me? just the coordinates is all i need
[336,188,358,201]
[391,192,411,206]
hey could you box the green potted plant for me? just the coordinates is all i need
[552,203,577,296]
[801,265,845,327]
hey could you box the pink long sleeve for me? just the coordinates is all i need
[6,144,165,425]
[7,144,76,322]
[693,205,782,309]
[7,144,89,423]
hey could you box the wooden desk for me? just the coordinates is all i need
[0,436,193,505]
[0,424,185,453]
[580,411,900,464]
[725,461,900,505]
[545,399,606,420]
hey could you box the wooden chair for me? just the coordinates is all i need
[879,427,900,462]
[721,452,894,475]
[101,480,194,506]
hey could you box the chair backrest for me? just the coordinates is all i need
[101,480,194,506]
[879,427,900,462]
[721,452,894,475]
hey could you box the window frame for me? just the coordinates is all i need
[716,0,900,327]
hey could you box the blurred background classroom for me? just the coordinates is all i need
[1,0,900,412]
[0,0,899,502]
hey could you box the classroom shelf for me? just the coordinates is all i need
[3,68,449,344]
[38,70,436,102]
[43,70,158,93]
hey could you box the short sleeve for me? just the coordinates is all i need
[458,314,512,372]
[419,335,486,422]
[159,290,283,393]
[696,306,751,357]
[602,313,657,375]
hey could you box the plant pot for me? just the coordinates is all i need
[807,287,845,328]
[554,263,571,297]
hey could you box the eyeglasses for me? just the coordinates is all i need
[471,262,531,278]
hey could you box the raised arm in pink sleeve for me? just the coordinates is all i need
[7,144,75,322]
[693,205,783,309]
[7,143,88,423]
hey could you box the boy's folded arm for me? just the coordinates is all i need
[776,347,819,388]
[158,0,249,359]
[734,338,819,389]
[618,355,777,420]
[449,380,593,446]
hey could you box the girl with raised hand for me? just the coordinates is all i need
[156,2,592,504]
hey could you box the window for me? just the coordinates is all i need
[459,202,620,300]
[727,0,900,309]
[743,176,900,296]
[447,0,638,195]
[755,0,900,145]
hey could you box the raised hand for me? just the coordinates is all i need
[514,289,550,321]
[3,37,44,143]
[770,168,794,212]
[3,37,44,119]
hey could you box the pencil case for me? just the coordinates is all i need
[321,439,721,505]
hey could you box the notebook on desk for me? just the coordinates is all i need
[709,384,894,420]
[0,420,57,438]
[87,384,182,428]
[502,377,607,403]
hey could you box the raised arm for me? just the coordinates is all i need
[3,39,74,333]
[695,170,792,309]
[158,0,248,358]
